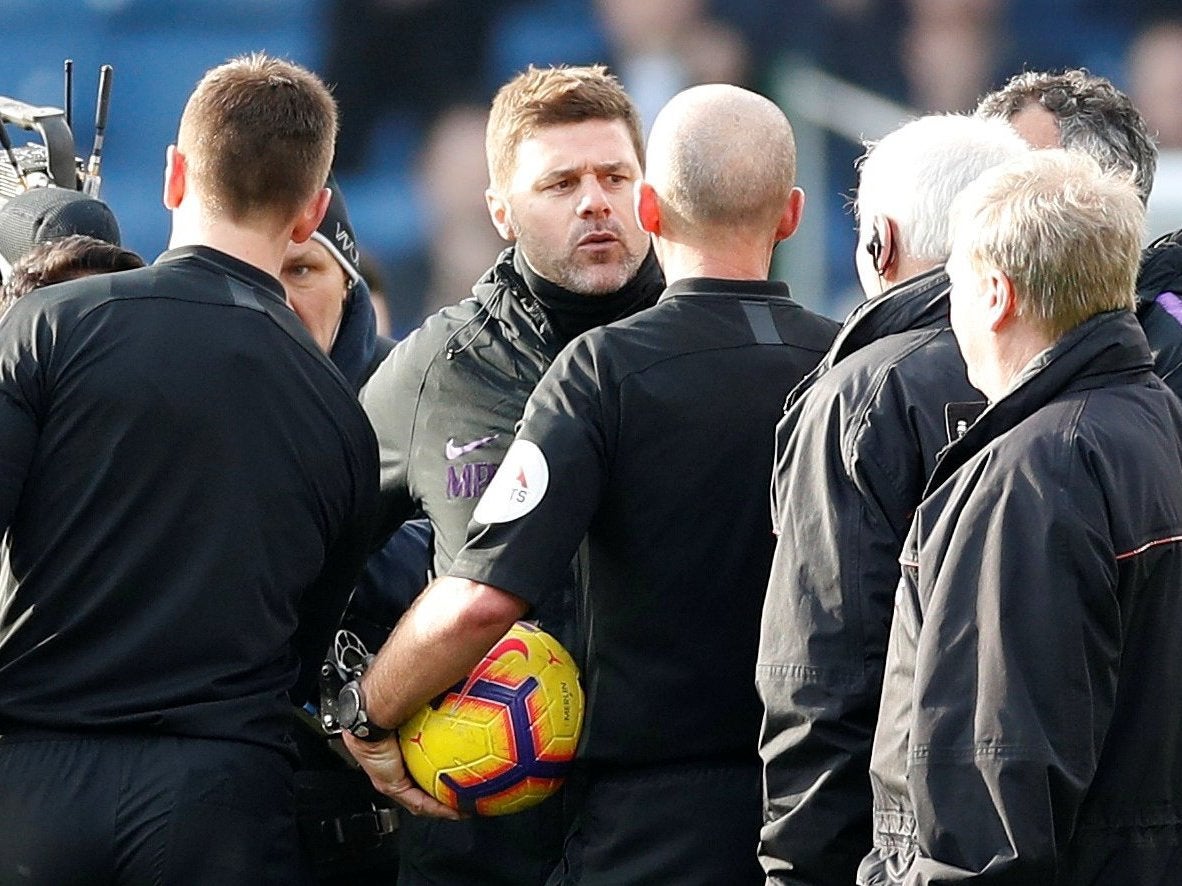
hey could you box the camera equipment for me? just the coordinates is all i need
[298,628,400,875]
[82,65,113,197]
[0,62,113,206]
[318,629,376,736]
[0,96,78,199]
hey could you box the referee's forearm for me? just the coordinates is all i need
[360,574,528,729]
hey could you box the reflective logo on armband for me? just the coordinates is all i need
[472,439,549,524]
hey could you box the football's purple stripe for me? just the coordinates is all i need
[458,676,526,707]
[440,676,571,814]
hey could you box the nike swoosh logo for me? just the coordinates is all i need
[449,637,530,710]
[445,434,498,460]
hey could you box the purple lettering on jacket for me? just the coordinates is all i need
[446,463,499,499]
[474,462,497,497]
[1157,292,1182,326]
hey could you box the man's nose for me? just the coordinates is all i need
[576,177,611,217]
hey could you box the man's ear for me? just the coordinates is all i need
[486,189,515,242]
[291,187,331,244]
[163,145,185,211]
[869,215,897,275]
[985,268,1018,331]
[774,186,806,242]
[635,181,661,236]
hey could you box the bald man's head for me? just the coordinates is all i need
[645,84,797,236]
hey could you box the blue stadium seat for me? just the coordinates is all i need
[100,0,321,32]
[334,168,425,263]
[484,0,611,94]
[99,164,169,263]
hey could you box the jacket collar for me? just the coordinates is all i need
[658,277,790,302]
[465,245,663,348]
[825,265,950,369]
[782,266,951,414]
[328,277,380,391]
[155,245,287,307]
[927,309,1156,492]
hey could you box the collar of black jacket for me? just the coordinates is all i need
[926,309,1155,493]
[468,245,664,346]
[512,246,663,344]
[826,265,951,368]
[155,245,288,307]
[328,276,381,392]
[657,276,790,302]
[782,265,951,414]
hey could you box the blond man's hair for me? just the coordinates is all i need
[485,65,643,191]
[951,149,1143,340]
[178,53,337,224]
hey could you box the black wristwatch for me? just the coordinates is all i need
[336,680,394,742]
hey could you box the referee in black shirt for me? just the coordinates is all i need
[344,84,839,883]
[0,55,377,884]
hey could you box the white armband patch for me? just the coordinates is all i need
[472,439,550,524]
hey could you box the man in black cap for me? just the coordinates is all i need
[281,173,385,388]
[0,185,121,282]
[279,176,430,881]
[279,173,432,622]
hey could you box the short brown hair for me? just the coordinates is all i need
[1,234,145,307]
[178,53,337,224]
[485,65,643,191]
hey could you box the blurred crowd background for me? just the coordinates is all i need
[3,0,1180,329]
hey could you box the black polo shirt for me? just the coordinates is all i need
[451,278,839,768]
[0,246,378,757]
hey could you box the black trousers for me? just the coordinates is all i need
[0,731,308,886]
[548,760,765,886]
[396,789,567,886]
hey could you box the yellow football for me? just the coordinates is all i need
[398,621,584,816]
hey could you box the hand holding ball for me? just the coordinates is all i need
[399,622,584,816]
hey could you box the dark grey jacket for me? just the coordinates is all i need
[361,246,663,586]
[861,310,1182,884]
[1136,226,1182,399]
[758,268,982,885]
[357,245,662,886]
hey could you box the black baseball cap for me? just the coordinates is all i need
[0,187,122,270]
[310,173,362,286]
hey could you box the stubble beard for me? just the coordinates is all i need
[512,219,646,296]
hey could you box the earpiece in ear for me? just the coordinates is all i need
[865,218,892,275]
[866,228,885,273]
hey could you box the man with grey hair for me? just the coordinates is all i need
[757,114,1029,885]
[975,69,1156,200]
[976,68,1182,398]
[343,83,838,883]
[860,149,1182,884]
